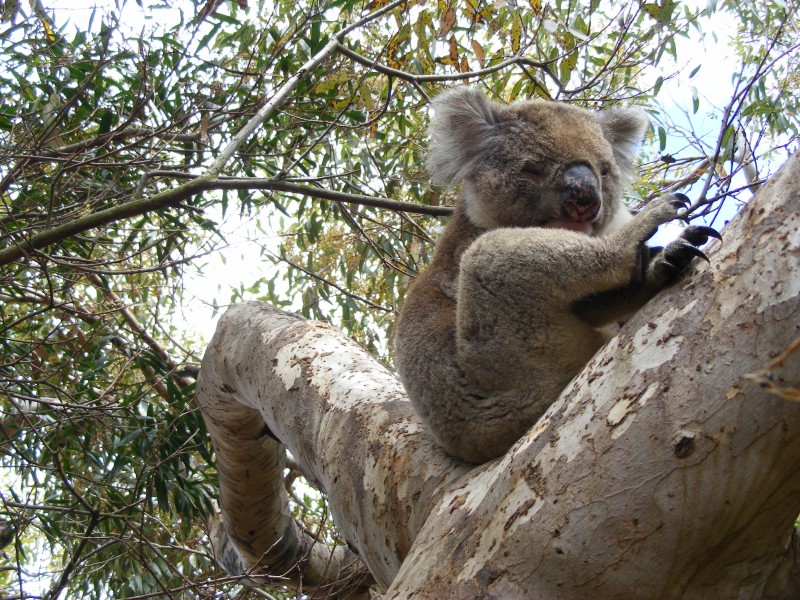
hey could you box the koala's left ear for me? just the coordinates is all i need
[594,108,649,174]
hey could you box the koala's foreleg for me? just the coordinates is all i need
[451,194,715,463]
[575,209,720,326]
[451,228,630,463]
[456,227,629,396]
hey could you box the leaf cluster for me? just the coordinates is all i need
[0,0,797,597]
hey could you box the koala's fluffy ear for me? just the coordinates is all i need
[594,108,649,174]
[426,87,502,187]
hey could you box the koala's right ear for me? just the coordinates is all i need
[426,87,502,188]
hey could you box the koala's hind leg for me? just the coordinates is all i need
[435,386,557,464]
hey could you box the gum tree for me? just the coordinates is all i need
[0,0,798,597]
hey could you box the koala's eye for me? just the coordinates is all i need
[600,165,612,178]
[520,161,546,182]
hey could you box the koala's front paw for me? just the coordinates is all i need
[616,193,690,262]
[634,192,691,242]
[650,225,721,281]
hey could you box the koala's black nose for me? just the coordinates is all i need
[561,163,600,206]
[560,163,601,222]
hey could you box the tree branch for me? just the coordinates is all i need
[205,37,340,178]
[335,42,560,87]
[197,310,380,598]
[197,304,471,591]
[0,178,206,266]
[197,155,800,597]
[203,177,451,216]
[0,175,449,268]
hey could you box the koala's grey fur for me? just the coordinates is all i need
[394,87,715,464]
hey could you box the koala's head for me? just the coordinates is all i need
[426,87,648,235]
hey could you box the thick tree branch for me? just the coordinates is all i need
[198,155,800,597]
[763,526,800,599]
[197,304,471,591]
[198,379,373,597]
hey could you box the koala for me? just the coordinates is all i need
[393,87,718,464]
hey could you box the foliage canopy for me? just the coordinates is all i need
[0,0,797,597]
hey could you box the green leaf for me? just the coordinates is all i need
[653,75,664,95]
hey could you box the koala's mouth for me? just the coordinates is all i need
[542,219,594,234]
[542,196,601,234]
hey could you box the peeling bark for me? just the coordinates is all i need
[197,154,800,598]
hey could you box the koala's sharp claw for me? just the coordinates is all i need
[673,240,710,263]
[670,192,691,209]
[672,192,690,204]
[691,225,722,242]
[679,225,722,247]
[690,247,710,263]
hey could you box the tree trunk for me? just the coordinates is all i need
[196,154,800,598]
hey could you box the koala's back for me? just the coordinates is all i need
[394,206,474,425]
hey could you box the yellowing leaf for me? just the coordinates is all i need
[436,35,459,67]
[511,17,521,54]
[387,24,411,68]
[331,97,351,110]
[449,34,459,63]
[419,48,436,74]
[465,0,492,23]
[314,70,355,93]
[471,39,485,68]
[359,85,375,111]
[416,9,433,39]
[41,17,56,42]
[440,3,456,37]
[642,3,660,19]
[529,0,542,12]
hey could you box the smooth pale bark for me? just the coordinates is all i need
[196,303,470,594]
[197,154,800,598]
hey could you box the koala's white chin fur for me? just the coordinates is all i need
[462,181,500,229]
[595,203,633,237]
